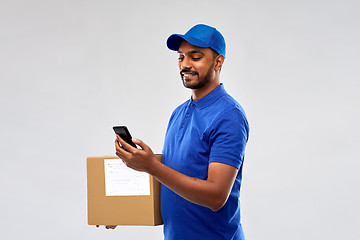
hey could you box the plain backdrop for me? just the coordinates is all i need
[1,0,359,239]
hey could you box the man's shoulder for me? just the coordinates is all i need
[214,93,246,117]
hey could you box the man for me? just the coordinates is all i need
[114,24,249,239]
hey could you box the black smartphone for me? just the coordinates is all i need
[113,126,137,148]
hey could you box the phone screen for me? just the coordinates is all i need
[113,126,137,148]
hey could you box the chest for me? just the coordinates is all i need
[163,106,219,179]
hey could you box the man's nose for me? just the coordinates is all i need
[179,57,192,70]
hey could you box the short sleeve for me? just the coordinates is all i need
[208,108,249,169]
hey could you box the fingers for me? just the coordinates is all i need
[115,137,124,153]
[116,135,136,153]
[115,137,133,160]
[114,136,156,173]
[132,138,151,152]
[105,225,117,229]
[96,225,117,229]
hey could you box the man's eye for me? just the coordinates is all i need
[178,57,184,62]
[192,57,201,61]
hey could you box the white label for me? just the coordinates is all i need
[104,159,150,196]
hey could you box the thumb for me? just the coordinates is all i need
[132,138,150,151]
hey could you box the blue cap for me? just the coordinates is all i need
[167,24,226,57]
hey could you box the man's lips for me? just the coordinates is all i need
[181,70,198,79]
[183,73,196,77]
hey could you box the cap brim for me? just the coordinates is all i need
[167,34,210,51]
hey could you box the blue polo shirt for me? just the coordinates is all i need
[161,84,249,240]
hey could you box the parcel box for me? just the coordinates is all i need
[87,154,163,226]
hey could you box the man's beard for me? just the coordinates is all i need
[180,62,214,90]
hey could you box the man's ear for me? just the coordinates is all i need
[214,55,225,71]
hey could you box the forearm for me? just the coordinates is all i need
[149,160,229,211]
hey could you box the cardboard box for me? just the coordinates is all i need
[87,154,163,226]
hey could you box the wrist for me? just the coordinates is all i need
[147,155,162,176]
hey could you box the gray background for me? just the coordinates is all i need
[1,0,359,239]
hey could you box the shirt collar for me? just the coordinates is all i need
[189,83,227,109]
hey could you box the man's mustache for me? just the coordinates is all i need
[180,69,199,75]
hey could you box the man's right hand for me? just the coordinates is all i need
[96,225,117,229]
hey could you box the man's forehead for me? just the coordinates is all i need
[177,41,210,55]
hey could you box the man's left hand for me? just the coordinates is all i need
[115,135,158,174]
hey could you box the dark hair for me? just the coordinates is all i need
[212,50,219,59]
